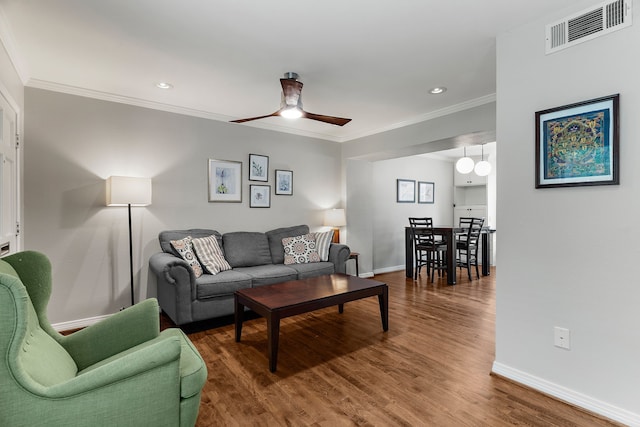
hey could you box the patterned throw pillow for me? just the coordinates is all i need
[191,235,231,275]
[170,236,204,278]
[282,233,321,265]
[313,230,334,262]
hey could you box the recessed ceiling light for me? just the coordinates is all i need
[429,87,447,94]
[155,82,173,89]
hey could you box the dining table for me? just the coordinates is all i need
[405,226,495,285]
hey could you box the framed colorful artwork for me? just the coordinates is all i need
[535,94,619,188]
[208,159,242,202]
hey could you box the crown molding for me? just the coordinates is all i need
[26,78,496,144]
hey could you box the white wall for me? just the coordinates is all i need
[24,88,344,325]
[494,1,640,424]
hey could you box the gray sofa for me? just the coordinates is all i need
[149,225,351,325]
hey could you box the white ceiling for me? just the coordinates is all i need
[0,0,586,142]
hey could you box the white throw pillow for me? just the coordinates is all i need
[191,235,231,275]
[282,233,321,265]
[312,230,334,262]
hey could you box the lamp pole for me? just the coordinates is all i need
[128,203,134,306]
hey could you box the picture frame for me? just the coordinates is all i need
[396,179,415,203]
[535,94,619,188]
[418,181,435,204]
[249,154,269,182]
[275,169,293,195]
[208,159,242,202]
[250,184,271,208]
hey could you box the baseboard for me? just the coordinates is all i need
[492,361,640,426]
[373,265,405,275]
[52,314,110,332]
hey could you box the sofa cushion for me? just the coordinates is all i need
[223,232,272,268]
[191,235,231,275]
[265,225,310,264]
[285,261,335,279]
[283,234,320,265]
[234,265,298,287]
[159,229,222,257]
[195,270,252,299]
[170,236,204,278]
[312,230,334,262]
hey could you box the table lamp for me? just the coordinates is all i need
[106,176,152,306]
[324,208,346,244]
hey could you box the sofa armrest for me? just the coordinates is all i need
[149,252,196,286]
[328,243,351,274]
[149,252,198,325]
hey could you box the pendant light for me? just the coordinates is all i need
[474,144,492,177]
[455,147,474,174]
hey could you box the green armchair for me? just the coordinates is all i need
[0,251,207,427]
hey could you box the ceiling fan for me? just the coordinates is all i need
[230,72,352,127]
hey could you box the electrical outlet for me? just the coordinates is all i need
[554,327,571,350]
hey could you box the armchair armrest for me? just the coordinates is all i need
[60,298,160,370]
[39,335,182,398]
[329,243,351,274]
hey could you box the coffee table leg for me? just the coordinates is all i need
[267,314,280,372]
[378,286,389,331]
[338,303,344,313]
[234,295,244,342]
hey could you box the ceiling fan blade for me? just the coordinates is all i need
[230,111,280,123]
[302,111,352,127]
[280,78,303,107]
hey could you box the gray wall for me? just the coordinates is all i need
[24,88,344,324]
[495,2,640,423]
[371,156,453,272]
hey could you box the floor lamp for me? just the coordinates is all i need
[106,176,152,306]
[324,208,346,244]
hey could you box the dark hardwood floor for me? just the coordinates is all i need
[167,268,620,426]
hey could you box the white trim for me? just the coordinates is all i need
[373,265,405,275]
[337,94,497,142]
[492,361,640,427]
[25,78,496,144]
[52,313,110,332]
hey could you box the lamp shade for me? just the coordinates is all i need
[474,160,492,176]
[106,176,152,206]
[324,208,346,227]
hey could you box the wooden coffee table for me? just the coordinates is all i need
[234,273,389,372]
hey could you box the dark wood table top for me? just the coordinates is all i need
[235,273,386,310]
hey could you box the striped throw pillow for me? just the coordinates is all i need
[313,230,334,261]
[191,235,231,275]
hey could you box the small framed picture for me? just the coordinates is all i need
[418,181,434,204]
[275,170,293,195]
[208,159,242,202]
[535,94,619,188]
[396,179,415,203]
[249,154,269,182]
[250,185,271,208]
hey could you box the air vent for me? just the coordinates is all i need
[546,0,632,54]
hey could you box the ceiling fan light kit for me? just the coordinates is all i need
[231,72,352,126]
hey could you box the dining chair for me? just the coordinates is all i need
[408,217,447,281]
[456,217,485,280]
